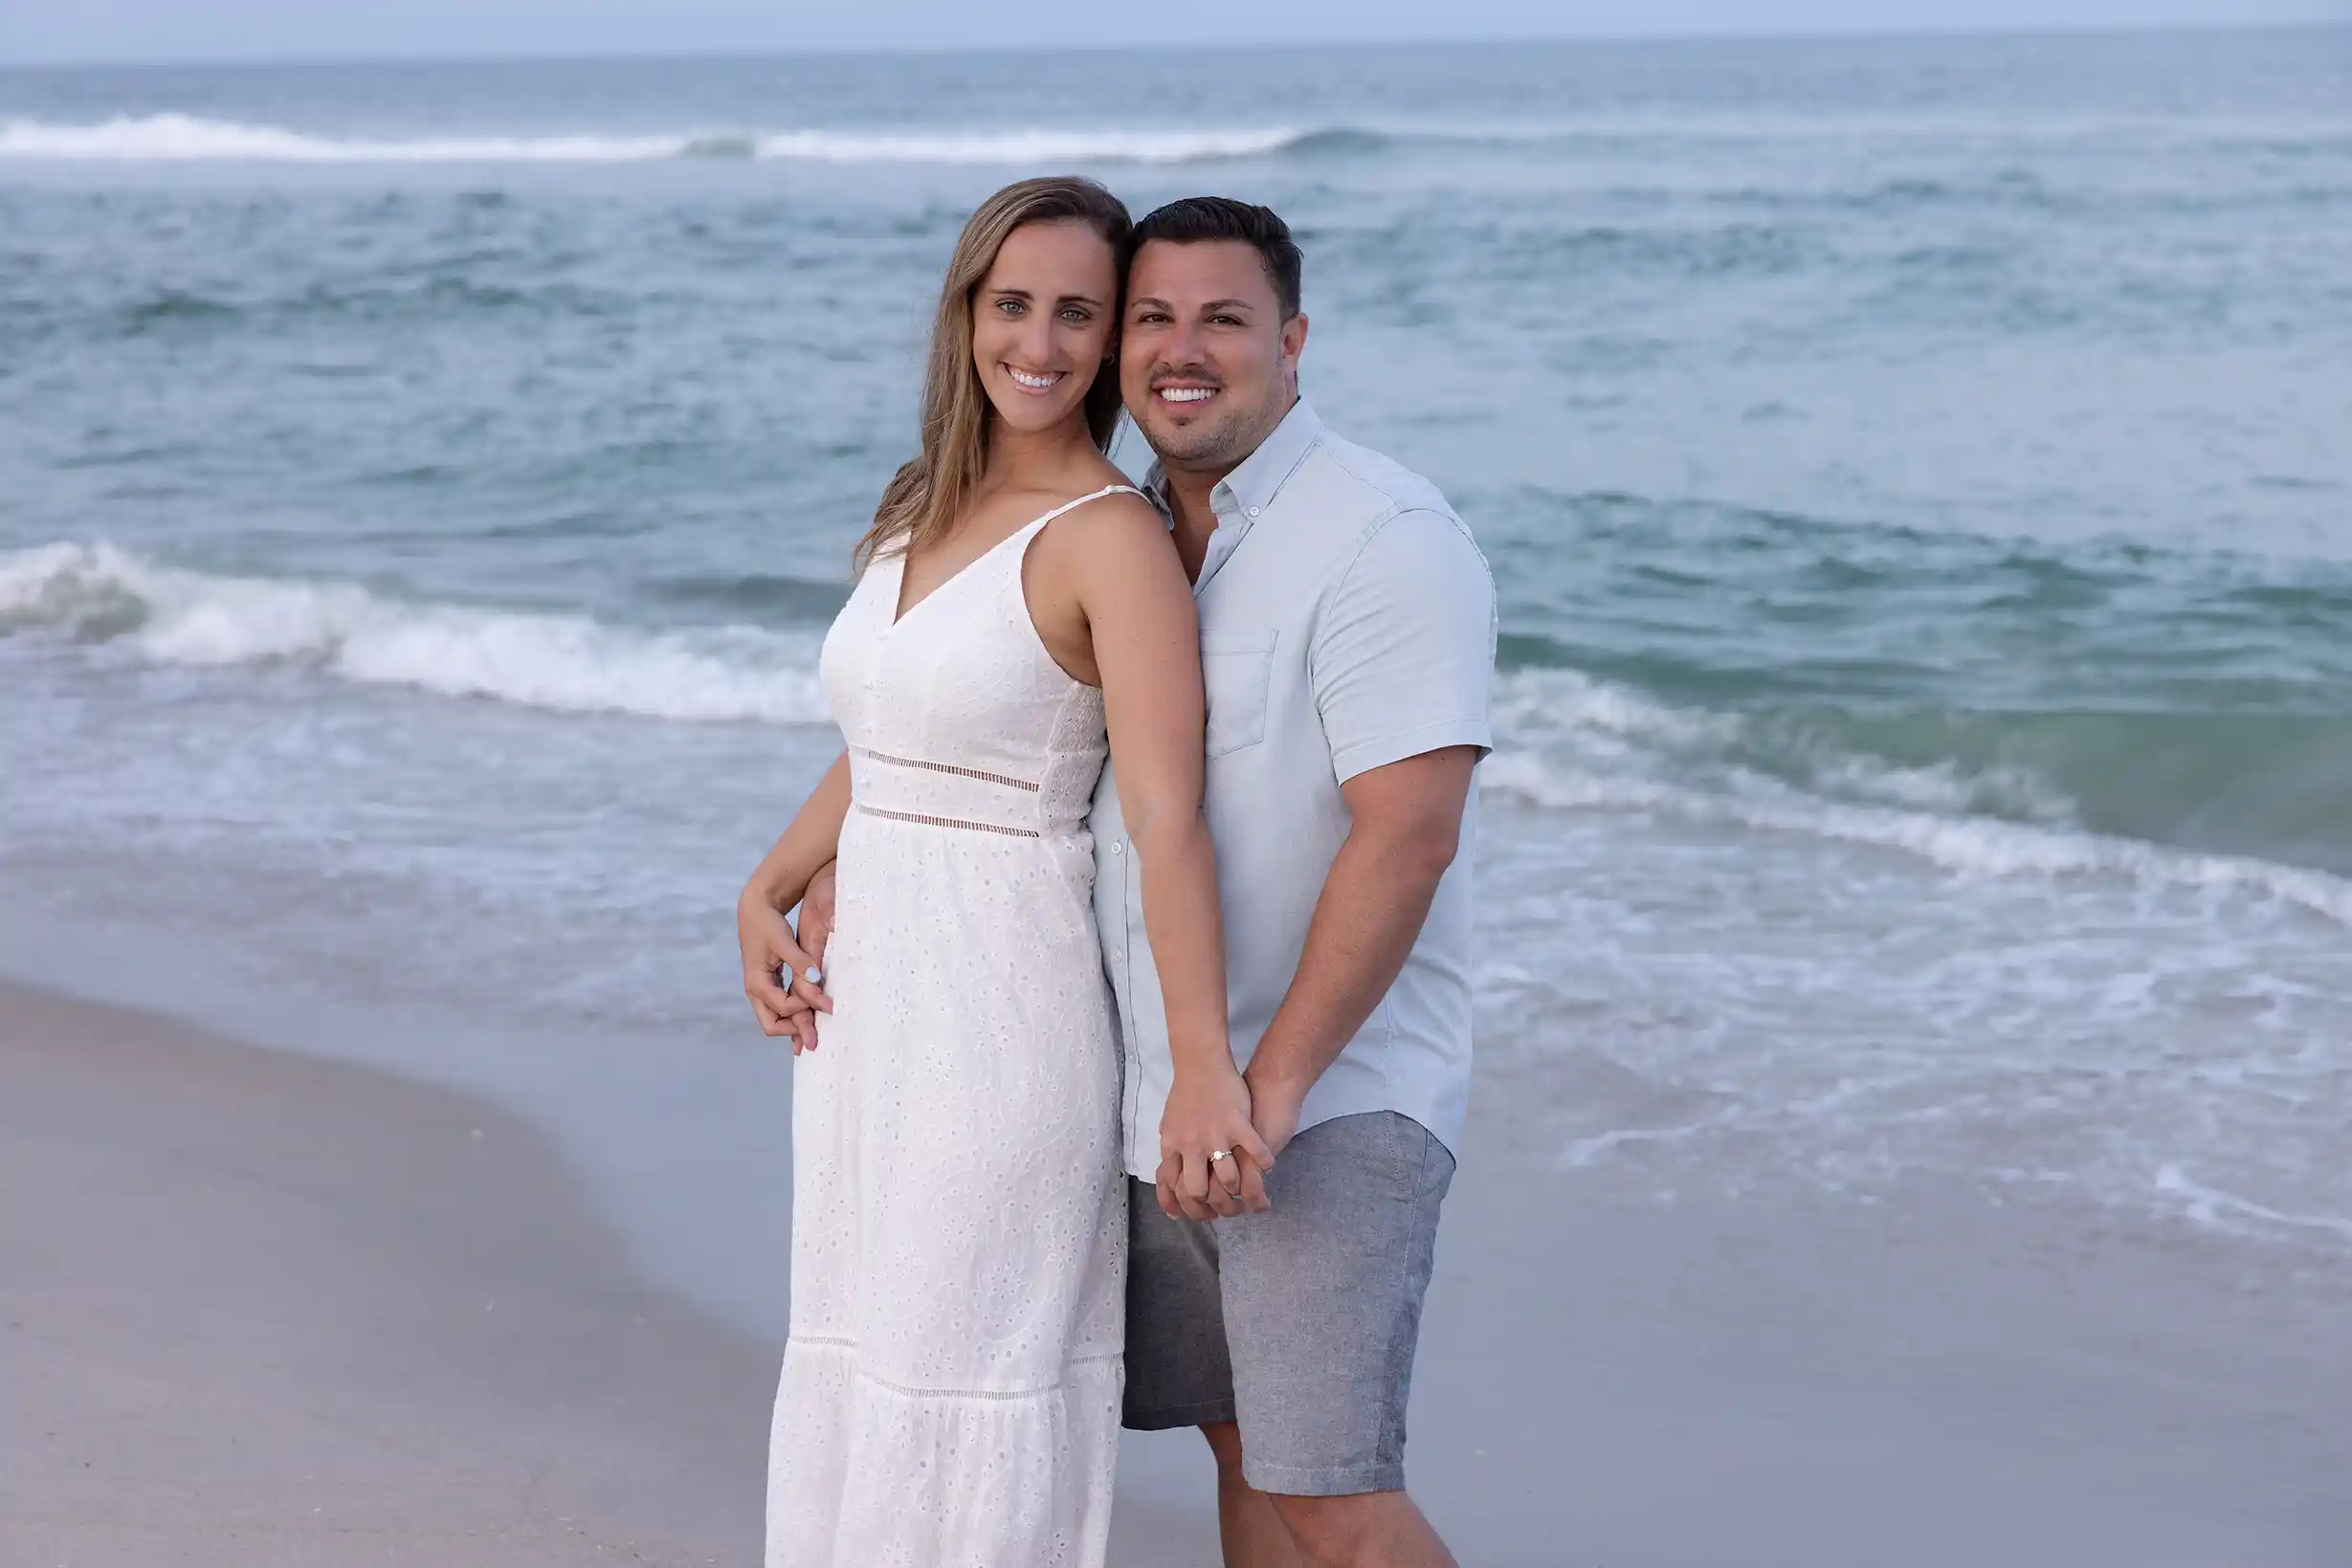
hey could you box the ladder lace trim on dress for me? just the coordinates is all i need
[854,803,1041,838]
[854,746,1040,793]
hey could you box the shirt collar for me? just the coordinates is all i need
[1143,396,1324,522]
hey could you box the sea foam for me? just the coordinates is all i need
[0,541,829,725]
[12,112,2341,168]
[0,114,1312,166]
[1482,749,2352,928]
[11,541,2351,926]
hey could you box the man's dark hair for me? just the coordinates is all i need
[1126,197,1303,319]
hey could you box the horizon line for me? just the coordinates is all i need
[4,17,2343,76]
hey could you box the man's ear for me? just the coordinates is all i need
[1281,311,1310,373]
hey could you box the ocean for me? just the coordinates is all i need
[4,29,2349,1327]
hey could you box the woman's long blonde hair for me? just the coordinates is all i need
[854,176,1133,573]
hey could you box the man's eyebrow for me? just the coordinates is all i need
[1125,296,1256,314]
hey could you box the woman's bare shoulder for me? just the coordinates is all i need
[1041,486,1169,554]
[1025,490,1178,613]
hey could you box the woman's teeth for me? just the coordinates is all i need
[1007,367,1063,390]
[1159,387,1217,404]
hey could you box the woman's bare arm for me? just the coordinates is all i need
[736,751,851,1053]
[1061,499,1272,1218]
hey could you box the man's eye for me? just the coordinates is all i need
[1135,311,1170,325]
[1060,307,1090,324]
[1210,314,1242,326]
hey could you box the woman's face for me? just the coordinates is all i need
[969,219,1119,438]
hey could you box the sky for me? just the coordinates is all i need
[2,0,2343,66]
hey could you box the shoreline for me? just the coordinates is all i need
[5,977,2347,1566]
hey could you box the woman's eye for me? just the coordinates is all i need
[998,299,1025,315]
[1060,308,1090,324]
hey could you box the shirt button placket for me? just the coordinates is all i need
[1110,840,1128,961]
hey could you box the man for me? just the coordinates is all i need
[793,198,1493,1568]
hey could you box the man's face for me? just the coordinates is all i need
[1120,239,1308,475]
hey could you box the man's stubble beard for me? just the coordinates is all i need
[1137,385,1288,475]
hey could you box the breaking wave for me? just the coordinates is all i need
[0,113,1320,166]
[11,541,2351,924]
[0,541,828,725]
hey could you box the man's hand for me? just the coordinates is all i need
[797,859,838,974]
[768,860,839,1053]
[739,860,836,1056]
[1156,1065,1276,1223]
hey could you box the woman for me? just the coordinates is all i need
[734,176,1272,1566]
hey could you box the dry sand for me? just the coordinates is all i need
[5,980,2346,1566]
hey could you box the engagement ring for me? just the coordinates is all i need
[1210,1150,1231,1162]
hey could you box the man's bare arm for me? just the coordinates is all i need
[1241,745,1478,1151]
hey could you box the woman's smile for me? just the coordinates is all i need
[1003,364,1068,393]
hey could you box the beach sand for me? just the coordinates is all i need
[5,980,2345,1566]
[1,983,774,1567]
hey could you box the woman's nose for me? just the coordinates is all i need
[1020,314,1060,362]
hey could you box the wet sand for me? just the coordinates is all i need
[5,980,2346,1566]
[0,984,1211,1565]
[1,983,777,1566]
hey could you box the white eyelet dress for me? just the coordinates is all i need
[766,486,1143,1567]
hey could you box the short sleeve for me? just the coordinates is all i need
[1310,508,1498,784]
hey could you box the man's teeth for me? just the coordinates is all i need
[1159,387,1217,403]
[1008,367,1063,389]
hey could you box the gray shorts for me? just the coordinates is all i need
[1123,1110,1455,1496]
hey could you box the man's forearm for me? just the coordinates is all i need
[1244,819,1455,1108]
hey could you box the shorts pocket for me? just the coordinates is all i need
[1201,629,1276,759]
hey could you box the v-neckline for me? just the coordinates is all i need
[885,484,1137,630]
[889,519,1034,629]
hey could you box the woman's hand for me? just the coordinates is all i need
[738,891,832,1054]
[1157,1063,1276,1223]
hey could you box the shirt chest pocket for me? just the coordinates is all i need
[1200,628,1277,759]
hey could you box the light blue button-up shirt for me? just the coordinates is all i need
[1092,400,1498,1179]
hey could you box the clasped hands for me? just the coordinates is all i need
[1154,1063,1290,1223]
[739,864,837,1056]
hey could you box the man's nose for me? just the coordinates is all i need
[1158,320,1207,369]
